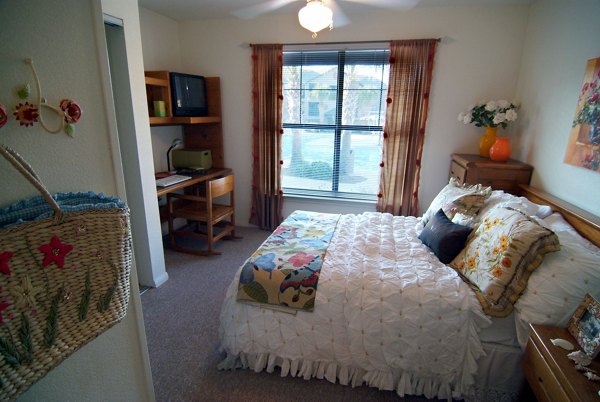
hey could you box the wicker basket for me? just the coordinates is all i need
[0,145,132,400]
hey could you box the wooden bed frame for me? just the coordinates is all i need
[519,185,600,247]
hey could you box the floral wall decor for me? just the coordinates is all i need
[11,58,82,136]
[564,57,600,172]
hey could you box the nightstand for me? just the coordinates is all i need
[450,153,533,194]
[523,323,600,401]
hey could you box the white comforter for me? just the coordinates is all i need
[219,212,491,400]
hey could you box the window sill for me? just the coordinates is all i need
[283,192,376,206]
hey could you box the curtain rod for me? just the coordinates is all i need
[248,38,441,47]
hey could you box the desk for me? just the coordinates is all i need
[156,167,232,197]
[156,167,232,223]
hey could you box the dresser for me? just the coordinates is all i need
[523,323,600,402]
[449,153,533,194]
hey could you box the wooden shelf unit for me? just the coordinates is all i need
[148,116,221,126]
[144,71,172,118]
[144,71,224,168]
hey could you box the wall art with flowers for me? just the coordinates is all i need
[564,57,600,173]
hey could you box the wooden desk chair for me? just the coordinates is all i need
[167,174,238,256]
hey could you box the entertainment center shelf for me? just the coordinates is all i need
[145,70,225,167]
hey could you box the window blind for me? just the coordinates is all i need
[281,48,390,200]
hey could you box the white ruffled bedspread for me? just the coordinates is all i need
[219,212,491,400]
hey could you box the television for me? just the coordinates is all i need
[169,72,208,117]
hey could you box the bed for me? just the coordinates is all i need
[218,183,600,401]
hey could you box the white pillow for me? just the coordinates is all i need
[544,212,574,232]
[537,212,598,252]
[514,228,600,327]
[498,197,552,219]
[476,190,552,221]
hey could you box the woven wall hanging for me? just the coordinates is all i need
[0,144,132,399]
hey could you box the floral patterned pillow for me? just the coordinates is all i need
[422,178,492,227]
[450,207,560,317]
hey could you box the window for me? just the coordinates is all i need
[282,48,390,201]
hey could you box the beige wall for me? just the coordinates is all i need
[515,0,600,216]
[174,5,530,221]
[139,7,185,179]
[0,0,154,400]
[140,3,600,221]
[139,7,182,72]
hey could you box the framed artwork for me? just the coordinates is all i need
[568,293,600,359]
[563,57,600,172]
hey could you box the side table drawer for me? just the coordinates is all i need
[449,161,466,184]
[450,154,533,194]
[475,167,531,183]
[523,339,570,402]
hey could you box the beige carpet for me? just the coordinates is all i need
[141,226,440,402]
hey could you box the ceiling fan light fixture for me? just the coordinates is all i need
[298,0,333,38]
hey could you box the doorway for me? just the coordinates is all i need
[103,15,169,290]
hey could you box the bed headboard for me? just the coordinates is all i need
[519,184,600,248]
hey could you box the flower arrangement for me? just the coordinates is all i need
[458,100,518,129]
[572,69,599,138]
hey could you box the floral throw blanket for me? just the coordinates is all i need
[236,211,340,311]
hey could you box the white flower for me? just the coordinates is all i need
[493,112,506,125]
[485,101,498,111]
[505,109,518,121]
[458,99,519,128]
[498,100,510,109]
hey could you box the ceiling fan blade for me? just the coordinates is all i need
[342,0,421,9]
[325,0,351,27]
[232,0,298,19]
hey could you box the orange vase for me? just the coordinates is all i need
[479,127,497,158]
[489,137,511,162]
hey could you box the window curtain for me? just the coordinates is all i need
[376,39,437,216]
[249,44,284,230]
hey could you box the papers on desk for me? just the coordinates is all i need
[155,174,192,187]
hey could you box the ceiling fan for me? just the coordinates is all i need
[232,0,420,38]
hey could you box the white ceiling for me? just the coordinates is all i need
[137,0,533,22]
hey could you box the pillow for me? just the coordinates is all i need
[418,209,473,264]
[450,207,560,317]
[475,190,553,223]
[497,197,553,219]
[514,229,600,327]
[422,178,492,227]
[543,212,575,233]
[542,212,598,251]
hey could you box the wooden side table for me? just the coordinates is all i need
[450,153,533,194]
[523,323,600,401]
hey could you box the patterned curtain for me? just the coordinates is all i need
[376,39,438,217]
[249,44,284,230]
